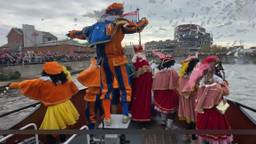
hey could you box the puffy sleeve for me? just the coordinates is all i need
[221,80,230,96]
[169,70,179,89]
[68,80,79,95]
[77,66,101,87]
[67,26,91,40]
[10,79,42,100]
[122,18,148,34]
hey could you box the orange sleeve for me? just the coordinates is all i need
[122,18,149,34]
[15,79,43,100]
[68,80,79,95]
[77,66,101,87]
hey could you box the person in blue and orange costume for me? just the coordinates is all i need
[177,55,199,143]
[67,2,148,125]
[8,61,79,144]
[77,57,102,129]
[152,51,179,129]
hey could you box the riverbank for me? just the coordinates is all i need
[0,61,90,87]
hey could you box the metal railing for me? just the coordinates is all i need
[0,123,39,144]
[63,125,89,144]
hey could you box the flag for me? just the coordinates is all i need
[123,10,138,22]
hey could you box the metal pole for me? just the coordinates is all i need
[136,8,141,45]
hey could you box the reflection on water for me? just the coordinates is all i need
[0,64,256,129]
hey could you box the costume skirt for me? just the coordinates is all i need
[40,100,79,130]
[154,90,179,113]
[196,108,233,144]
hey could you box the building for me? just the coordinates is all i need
[174,24,213,52]
[0,24,94,65]
[144,39,178,57]
[5,24,57,50]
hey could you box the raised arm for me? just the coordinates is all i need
[122,17,149,34]
[67,26,91,40]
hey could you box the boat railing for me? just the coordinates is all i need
[0,102,41,118]
[228,99,256,113]
[0,123,39,144]
[63,125,90,144]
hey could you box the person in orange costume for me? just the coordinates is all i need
[77,57,102,129]
[67,3,148,124]
[8,61,79,143]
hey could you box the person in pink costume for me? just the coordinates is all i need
[152,51,179,128]
[188,56,233,144]
[177,55,199,143]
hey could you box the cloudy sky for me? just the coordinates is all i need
[0,0,256,47]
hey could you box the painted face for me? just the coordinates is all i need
[204,70,214,84]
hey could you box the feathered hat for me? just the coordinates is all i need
[43,61,63,75]
[105,3,124,15]
[179,55,199,77]
[187,55,219,89]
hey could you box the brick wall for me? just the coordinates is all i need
[7,29,23,50]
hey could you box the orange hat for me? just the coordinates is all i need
[106,3,124,13]
[43,61,63,75]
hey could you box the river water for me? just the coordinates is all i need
[0,63,256,129]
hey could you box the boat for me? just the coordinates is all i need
[0,87,256,144]
[0,71,256,144]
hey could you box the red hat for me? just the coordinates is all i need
[133,45,143,53]
[43,61,63,75]
[152,50,173,61]
[202,55,219,64]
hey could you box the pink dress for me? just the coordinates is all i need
[195,82,233,144]
[131,57,152,121]
[152,68,179,113]
[177,76,196,123]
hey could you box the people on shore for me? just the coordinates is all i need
[67,2,148,125]
[131,45,153,123]
[152,51,179,128]
[8,61,79,143]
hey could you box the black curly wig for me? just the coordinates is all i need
[185,58,199,76]
[41,71,68,85]
[158,59,176,70]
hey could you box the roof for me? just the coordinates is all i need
[6,27,57,39]
[7,28,23,37]
[42,32,57,39]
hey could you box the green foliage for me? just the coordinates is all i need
[0,71,21,81]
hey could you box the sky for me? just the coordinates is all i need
[0,0,256,48]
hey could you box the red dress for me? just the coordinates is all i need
[131,57,152,121]
[195,82,233,144]
[152,68,179,113]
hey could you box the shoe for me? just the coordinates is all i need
[191,139,199,144]
[122,115,130,124]
[104,118,112,126]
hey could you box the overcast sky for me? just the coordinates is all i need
[0,0,256,47]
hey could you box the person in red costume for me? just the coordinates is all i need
[131,45,152,123]
[67,3,148,125]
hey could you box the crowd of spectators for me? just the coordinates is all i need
[0,49,90,66]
